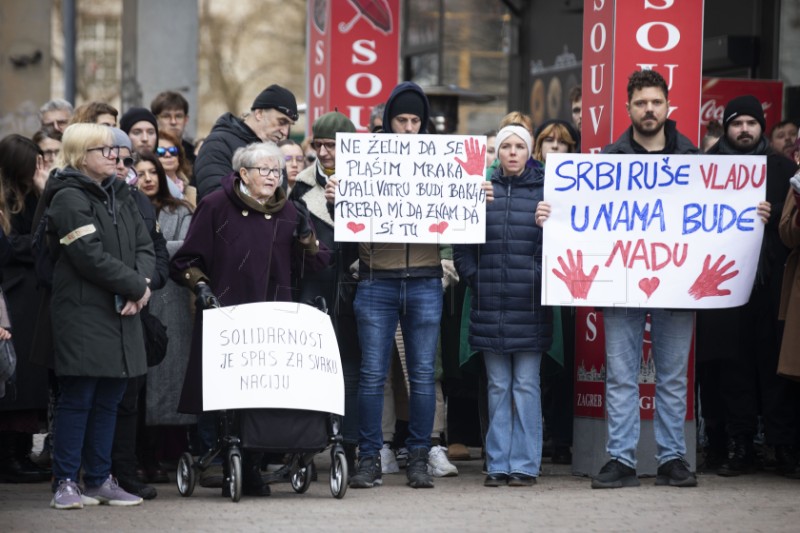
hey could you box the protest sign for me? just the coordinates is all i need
[333,133,487,244]
[542,153,766,308]
[202,301,343,414]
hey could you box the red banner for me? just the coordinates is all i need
[581,0,704,152]
[701,78,784,140]
[574,308,695,421]
[306,0,400,134]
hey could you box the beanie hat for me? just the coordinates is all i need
[120,107,158,136]
[723,95,765,132]
[251,84,298,121]
[110,127,132,151]
[496,125,532,157]
[313,111,356,140]
[534,119,580,147]
[388,90,426,121]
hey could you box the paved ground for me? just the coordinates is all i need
[2,450,799,532]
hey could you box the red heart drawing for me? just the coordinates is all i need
[429,221,449,234]
[347,221,365,234]
[638,277,660,299]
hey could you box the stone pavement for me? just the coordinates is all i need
[3,451,799,532]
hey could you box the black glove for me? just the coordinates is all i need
[293,199,313,240]
[194,283,219,310]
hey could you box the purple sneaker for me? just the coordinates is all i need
[83,475,143,506]
[50,479,84,510]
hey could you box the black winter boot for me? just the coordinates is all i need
[718,435,756,477]
[406,448,433,488]
[0,432,49,483]
[775,445,800,479]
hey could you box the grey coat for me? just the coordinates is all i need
[145,204,196,425]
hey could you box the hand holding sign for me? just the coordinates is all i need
[688,254,739,300]
[553,249,599,300]
[454,137,486,177]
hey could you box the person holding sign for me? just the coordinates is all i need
[344,82,443,490]
[537,70,699,489]
[170,141,329,498]
[454,124,551,487]
[291,111,361,470]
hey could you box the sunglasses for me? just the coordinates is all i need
[116,156,134,168]
[156,146,179,157]
[306,155,317,163]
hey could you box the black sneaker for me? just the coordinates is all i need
[591,459,640,489]
[655,458,697,487]
[116,475,158,500]
[349,455,382,488]
[406,448,434,488]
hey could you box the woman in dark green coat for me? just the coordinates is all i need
[44,123,155,510]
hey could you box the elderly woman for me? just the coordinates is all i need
[44,123,155,509]
[454,124,552,488]
[170,141,329,498]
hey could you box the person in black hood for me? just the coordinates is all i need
[43,123,155,509]
[703,95,800,479]
[194,84,298,201]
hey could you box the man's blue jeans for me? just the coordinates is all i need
[52,376,127,489]
[354,278,442,457]
[603,308,693,468]
[484,351,543,476]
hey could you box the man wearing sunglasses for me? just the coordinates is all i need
[195,84,298,201]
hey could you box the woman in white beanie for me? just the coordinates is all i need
[454,124,552,487]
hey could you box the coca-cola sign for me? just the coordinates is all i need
[701,78,783,140]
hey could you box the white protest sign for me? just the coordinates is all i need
[542,153,766,309]
[333,133,487,244]
[202,301,343,414]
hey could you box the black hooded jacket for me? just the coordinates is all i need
[194,112,260,201]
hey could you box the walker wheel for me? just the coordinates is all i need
[330,450,348,499]
[228,453,242,502]
[176,452,196,497]
[291,464,313,494]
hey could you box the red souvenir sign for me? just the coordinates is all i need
[306,0,401,134]
[581,0,705,152]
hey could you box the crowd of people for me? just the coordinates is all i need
[1,70,800,511]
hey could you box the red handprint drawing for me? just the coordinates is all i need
[553,249,599,300]
[454,137,486,176]
[688,254,739,300]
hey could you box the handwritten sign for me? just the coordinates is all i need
[334,133,487,243]
[202,302,343,414]
[542,153,766,309]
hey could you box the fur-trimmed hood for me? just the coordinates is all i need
[292,164,333,228]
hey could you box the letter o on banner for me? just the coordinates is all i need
[345,73,382,99]
[313,73,325,98]
[636,21,680,52]
[590,22,606,53]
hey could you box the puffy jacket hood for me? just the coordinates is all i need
[382,82,430,134]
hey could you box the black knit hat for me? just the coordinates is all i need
[251,84,298,121]
[120,107,158,136]
[723,95,766,132]
[388,90,426,121]
[313,111,356,139]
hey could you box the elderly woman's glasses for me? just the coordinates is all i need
[87,145,120,158]
[246,166,281,177]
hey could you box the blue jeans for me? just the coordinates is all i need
[484,351,543,476]
[354,278,442,457]
[52,376,127,489]
[603,308,693,468]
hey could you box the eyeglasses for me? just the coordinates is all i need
[87,145,120,158]
[311,140,336,151]
[156,146,179,158]
[246,166,281,177]
[157,112,186,122]
[41,149,60,161]
[43,119,69,130]
[117,156,134,168]
[284,155,305,164]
